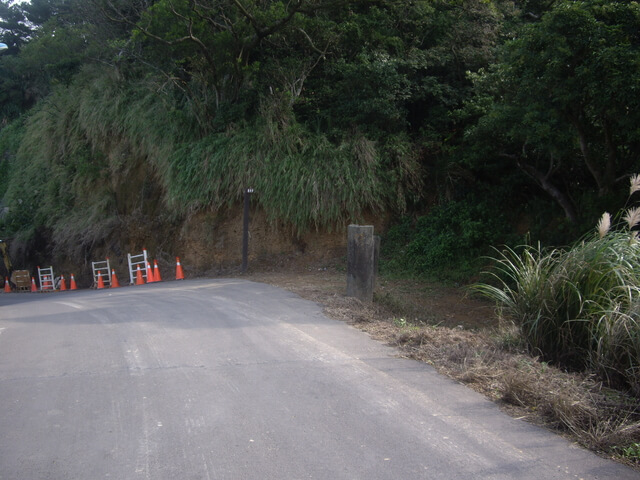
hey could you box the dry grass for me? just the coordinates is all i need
[249,267,640,468]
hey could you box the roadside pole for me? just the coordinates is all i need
[346,224,376,302]
[242,188,254,273]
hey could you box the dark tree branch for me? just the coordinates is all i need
[602,117,618,189]
[502,152,579,223]
[188,0,232,32]
[570,114,606,194]
[103,0,219,92]
[232,0,304,50]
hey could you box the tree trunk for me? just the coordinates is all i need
[602,119,618,193]
[572,117,610,195]
[517,161,579,223]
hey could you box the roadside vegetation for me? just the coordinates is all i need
[253,265,640,468]
[365,175,640,465]
[2,1,639,262]
[1,0,640,465]
[468,175,640,464]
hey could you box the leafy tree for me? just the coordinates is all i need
[96,0,344,131]
[0,0,109,120]
[466,0,640,222]
[6,0,618,267]
[0,1,33,51]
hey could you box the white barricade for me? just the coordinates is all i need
[37,266,55,291]
[91,259,111,288]
[127,249,149,285]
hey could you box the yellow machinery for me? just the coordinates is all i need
[0,239,11,278]
[1,239,31,291]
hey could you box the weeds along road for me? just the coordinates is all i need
[0,278,637,480]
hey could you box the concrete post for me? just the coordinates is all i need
[373,235,380,290]
[346,225,375,302]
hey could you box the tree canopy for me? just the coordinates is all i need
[466,0,640,222]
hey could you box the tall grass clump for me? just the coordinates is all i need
[0,119,25,200]
[161,120,387,232]
[1,64,421,253]
[0,73,128,251]
[474,175,640,395]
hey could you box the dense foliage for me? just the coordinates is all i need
[381,192,518,282]
[466,1,640,223]
[474,176,640,395]
[0,0,639,274]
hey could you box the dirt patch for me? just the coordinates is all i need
[249,268,497,331]
[374,277,495,330]
[248,267,640,469]
[178,208,388,276]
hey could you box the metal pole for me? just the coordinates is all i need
[242,188,253,273]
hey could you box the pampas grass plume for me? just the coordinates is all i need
[630,174,640,196]
[624,207,640,231]
[597,212,611,238]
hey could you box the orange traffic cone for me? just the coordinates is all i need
[135,265,144,285]
[146,261,155,283]
[70,274,78,290]
[31,277,37,292]
[97,272,105,289]
[176,257,185,280]
[59,275,67,291]
[4,277,11,293]
[153,260,162,282]
[111,269,120,288]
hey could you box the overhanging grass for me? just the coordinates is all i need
[162,123,385,232]
[1,64,418,253]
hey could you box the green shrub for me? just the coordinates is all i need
[0,119,25,200]
[381,195,515,281]
[473,175,640,394]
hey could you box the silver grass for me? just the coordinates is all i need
[597,212,611,239]
[624,207,640,230]
[630,174,640,196]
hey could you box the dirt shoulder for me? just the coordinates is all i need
[248,267,640,469]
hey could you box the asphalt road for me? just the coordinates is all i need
[0,278,637,480]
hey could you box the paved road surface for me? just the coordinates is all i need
[0,279,637,479]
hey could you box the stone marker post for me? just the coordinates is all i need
[346,224,375,302]
[373,234,380,290]
[241,188,253,273]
